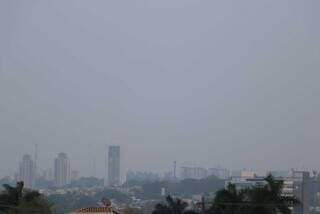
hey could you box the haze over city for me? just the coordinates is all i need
[1,0,320,179]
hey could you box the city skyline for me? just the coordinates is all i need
[13,150,318,182]
[1,1,319,214]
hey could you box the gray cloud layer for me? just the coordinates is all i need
[0,0,319,177]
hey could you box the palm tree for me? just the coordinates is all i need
[0,182,51,214]
[153,195,198,214]
[261,174,299,214]
[245,185,275,214]
[209,175,300,214]
[209,183,247,214]
[247,174,299,214]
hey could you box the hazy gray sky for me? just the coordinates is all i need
[0,0,320,178]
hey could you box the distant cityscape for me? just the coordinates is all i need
[0,145,317,214]
[14,144,234,189]
[14,144,280,189]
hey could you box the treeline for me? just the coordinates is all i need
[0,181,130,214]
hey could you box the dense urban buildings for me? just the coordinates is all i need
[180,166,208,180]
[126,171,160,182]
[179,166,231,180]
[54,152,71,187]
[19,154,35,189]
[207,167,230,179]
[11,150,315,214]
[10,153,319,214]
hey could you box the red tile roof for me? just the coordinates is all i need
[72,207,119,213]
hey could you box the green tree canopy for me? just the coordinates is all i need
[209,174,300,214]
[153,195,198,214]
[0,182,51,214]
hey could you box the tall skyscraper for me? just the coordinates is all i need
[19,154,35,189]
[106,146,121,187]
[54,152,70,187]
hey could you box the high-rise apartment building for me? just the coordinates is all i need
[54,152,70,187]
[19,154,35,189]
[106,146,121,186]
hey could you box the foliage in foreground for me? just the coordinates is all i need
[210,174,299,214]
[153,195,199,214]
[0,182,51,214]
[48,188,131,214]
[153,175,300,214]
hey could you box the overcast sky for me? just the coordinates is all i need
[0,0,320,178]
